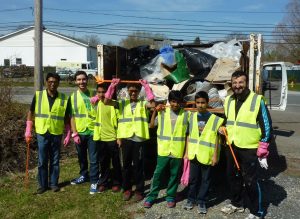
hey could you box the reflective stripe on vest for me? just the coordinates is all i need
[117,100,149,139]
[71,90,96,132]
[224,92,262,149]
[187,113,224,165]
[35,90,68,135]
[157,108,189,158]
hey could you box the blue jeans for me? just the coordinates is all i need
[75,134,99,183]
[187,159,211,205]
[36,133,62,189]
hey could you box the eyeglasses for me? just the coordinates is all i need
[97,91,106,93]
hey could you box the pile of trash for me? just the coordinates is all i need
[116,40,243,108]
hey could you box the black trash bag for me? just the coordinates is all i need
[179,48,217,80]
[126,45,159,80]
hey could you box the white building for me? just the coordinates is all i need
[0,26,97,67]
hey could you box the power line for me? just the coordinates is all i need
[44,7,290,26]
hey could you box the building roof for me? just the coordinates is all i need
[0,26,96,48]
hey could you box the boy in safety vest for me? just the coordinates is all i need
[183,91,224,214]
[90,83,122,192]
[25,73,70,194]
[68,71,98,195]
[144,90,189,209]
[104,78,155,201]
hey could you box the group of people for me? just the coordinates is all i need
[24,70,272,219]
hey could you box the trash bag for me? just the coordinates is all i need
[140,55,165,83]
[179,48,217,79]
[126,45,159,80]
[163,51,190,84]
[159,45,176,67]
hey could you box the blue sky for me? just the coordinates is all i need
[0,0,291,44]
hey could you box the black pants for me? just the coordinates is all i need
[187,159,211,205]
[121,139,145,193]
[97,140,122,187]
[225,144,263,216]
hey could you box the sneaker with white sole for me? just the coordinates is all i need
[245,213,261,219]
[183,201,194,210]
[89,183,99,195]
[221,204,244,214]
[70,176,88,185]
[197,203,207,214]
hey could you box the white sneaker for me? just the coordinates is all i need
[221,204,245,214]
[245,213,260,219]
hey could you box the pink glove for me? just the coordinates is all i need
[257,141,269,158]
[90,95,100,104]
[105,78,120,99]
[63,124,71,147]
[72,132,81,145]
[139,79,155,101]
[25,120,33,143]
[180,158,190,186]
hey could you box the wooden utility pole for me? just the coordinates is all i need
[34,0,43,91]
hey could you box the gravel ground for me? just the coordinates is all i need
[126,166,300,219]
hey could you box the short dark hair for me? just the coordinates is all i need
[96,83,108,90]
[231,70,248,81]
[168,90,183,102]
[46,72,60,82]
[74,70,88,80]
[127,83,142,91]
[195,91,209,103]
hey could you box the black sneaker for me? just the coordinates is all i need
[50,186,60,192]
[36,187,47,195]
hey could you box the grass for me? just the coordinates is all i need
[0,158,131,219]
[288,84,300,91]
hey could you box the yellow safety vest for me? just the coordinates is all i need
[70,90,96,132]
[117,100,149,139]
[224,92,262,149]
[157,108,189,158]
[93,101,118,141]
[35,90,68,135]
[187,113,224,165]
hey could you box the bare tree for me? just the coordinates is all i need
[273,0,300,62]
[224,32,248,41]
[119,31,166,49]
[81,34,101,47]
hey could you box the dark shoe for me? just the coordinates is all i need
[183,201,194,210]
[144,200,153,208]
[134,191,144,202]
[111,185,121,192]
[50,186,60,192]
[197,203,207,214]
[98,185,107,193]
[36,187,47,194]
[167,200,176,208]
[70,176,88,185]
[123,190,132,201]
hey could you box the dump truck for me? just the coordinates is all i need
[96,34,288,111]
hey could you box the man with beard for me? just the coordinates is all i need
[219,71,272,219]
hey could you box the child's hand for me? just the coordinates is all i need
[211,154,218,166]
[117,139,122,148]
[155,104,165,112]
